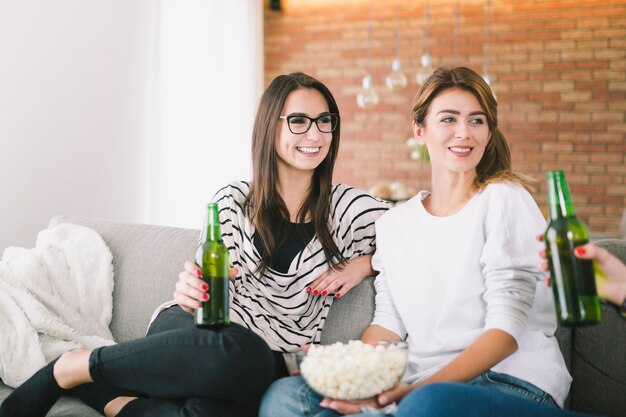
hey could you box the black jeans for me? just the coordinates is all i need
[78,305,285,417]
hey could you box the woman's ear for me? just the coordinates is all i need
[412,120,425,145]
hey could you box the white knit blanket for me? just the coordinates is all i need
[0,223,115,388]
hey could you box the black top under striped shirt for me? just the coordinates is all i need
[253,222,315,274]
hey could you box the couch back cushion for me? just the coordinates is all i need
[321,276,375,344]
[49,215,198,342]
[48,215,374,344]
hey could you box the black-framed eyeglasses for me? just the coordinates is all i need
[279,113,339,134]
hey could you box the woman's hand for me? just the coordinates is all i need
[318,383,412,415]
[174,261,238,314]
[318,397,379,415]
[307,255,374,298]
[537,235,626,306]
[572,243,626,306]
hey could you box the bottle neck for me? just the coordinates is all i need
[547,170,576,220]
[203,204,222,242]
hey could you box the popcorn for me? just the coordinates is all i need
[299,340,408,400]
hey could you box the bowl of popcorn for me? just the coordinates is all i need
[298,340,408,400]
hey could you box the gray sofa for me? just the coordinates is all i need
[0,215,624,417]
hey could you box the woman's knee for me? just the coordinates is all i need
[259,376,312,417]
[169,325,275,400]
[397,383,468,417]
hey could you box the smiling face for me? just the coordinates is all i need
[413,87,491,180]
[275,88,333,180]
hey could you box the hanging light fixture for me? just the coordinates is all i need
[385,2,407,91]
[483,0,496,99]
[357,1,379,109]
[416,0,433,87]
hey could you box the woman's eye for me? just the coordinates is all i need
[470,118,485,125]
[290,117,307,125]
[441,117,455,123]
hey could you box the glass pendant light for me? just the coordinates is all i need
[385,3,407,91]
[357,1,379,109]
[407,137,430,162]
[416,0,432,87]
[416,53,433,87]
[357,73,379,108]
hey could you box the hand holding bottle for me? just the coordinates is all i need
[571,243,626,307]
[539,236,626,309]
[174,261,238,314]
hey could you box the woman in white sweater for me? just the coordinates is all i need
[260,66,571,417]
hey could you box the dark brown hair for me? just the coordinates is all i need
[412,66,532,190]
[246,72,344,276]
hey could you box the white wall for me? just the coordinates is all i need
[158,0,260,228]
[0,0,262,252]
[0,0,160,252]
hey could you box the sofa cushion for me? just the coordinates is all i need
[569,303,626,416]
[49,215,198,342]
[567,238,626,417]
[321,276,375,344]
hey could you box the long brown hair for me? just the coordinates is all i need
[411,66,532,190]
[246,72,344,277]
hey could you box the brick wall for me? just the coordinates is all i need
[264,0,626,234]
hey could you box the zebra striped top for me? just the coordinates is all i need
[213,181,389,352]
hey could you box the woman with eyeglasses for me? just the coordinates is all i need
[0,73,388,417]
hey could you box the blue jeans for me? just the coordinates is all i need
[259,371,564,417]
[396,383,602,417]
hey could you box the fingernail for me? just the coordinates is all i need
[306,287,312,293]
[321,290,328,297]
[202,284,208,291]
[202,293,209,301]
[312,290,319,296]
[196,301,202,308]
[335,293,341,298]
[574,247,586,256]
[196,270,202,277]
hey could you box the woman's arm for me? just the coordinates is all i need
[413,329,516,385]
[307,254,374,297]
[361,324,402,343]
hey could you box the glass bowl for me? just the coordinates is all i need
[297,340,408,400]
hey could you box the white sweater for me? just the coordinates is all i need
[371,182,571,407]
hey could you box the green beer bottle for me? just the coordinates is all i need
[544,170,601,326]
[195,203,230,329]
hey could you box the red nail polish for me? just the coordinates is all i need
[306,287,312,293]
[312,290,319,296]
[202,293,209,301]
[321,290,328,297]
[574,247,586,256]
[335,293,341,298]
[196,270,202,277]
[202,284,208,291]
